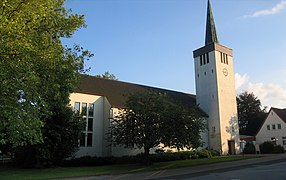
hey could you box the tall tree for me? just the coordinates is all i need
[0,0,92,165]
[109,91,205,164]
[237,91,266,135]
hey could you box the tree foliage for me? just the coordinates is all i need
[95,71,118,80]
[109,91,205,164]
[0,0,92,165]
[237,91,266,135]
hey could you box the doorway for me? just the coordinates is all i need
[228,140,235,155]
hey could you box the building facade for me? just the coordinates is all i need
[70,0,240,157]
[256,108,286,149]
[193,0,240,154]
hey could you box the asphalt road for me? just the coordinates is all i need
[64,154,286,180]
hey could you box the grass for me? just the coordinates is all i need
[0,155,259,180]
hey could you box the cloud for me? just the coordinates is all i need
[235,73,286,109]
[243,0,286,18]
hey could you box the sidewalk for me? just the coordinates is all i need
[64,153,286,180]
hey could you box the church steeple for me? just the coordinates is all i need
[205,0,219,45]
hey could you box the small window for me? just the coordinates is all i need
[212,126,216,133]
[200,56,202,66]
[267,125,270,130]
[282,137,286,139]
[278,124,282,129]
[283,140,286,145]
[88,118,93,131]
[88,103,94,117]
[204,72,206,75]
[87,133,92,147]
[82,103,87,116]
[225,54,228,65]
[206,53,209,64]
[74,102,80,114]
[272,124,276,130]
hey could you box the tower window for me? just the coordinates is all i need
[206,53,209,64]
[204,72,206,75]
[200,56,202,66]
[203,54,206,64]
[220,52,223,63]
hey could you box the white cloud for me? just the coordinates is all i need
[235,73,286,109]
[243,0,286,18]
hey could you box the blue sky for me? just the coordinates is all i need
[63,0,286,109]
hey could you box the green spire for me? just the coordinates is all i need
[205,0,219,45]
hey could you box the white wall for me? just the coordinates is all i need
[194,45,240,154]
[69,93,110,157]
[256,110,286,149]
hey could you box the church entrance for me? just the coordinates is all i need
[228,140,235,155]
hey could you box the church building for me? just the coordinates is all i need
[70,0,240,157]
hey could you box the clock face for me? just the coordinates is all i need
[223,68,228,76]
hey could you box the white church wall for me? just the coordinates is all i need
[70,93,109,157]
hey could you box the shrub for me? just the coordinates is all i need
[196,150,211,158]
[209,150,220,157]
[243,142,255,154]
[273,145,285,153]
[260,141,274,154]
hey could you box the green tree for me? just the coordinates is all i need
[0,0,92,165]
[237,91,266,135]
[96,71,118,80]
[110,91,205,164]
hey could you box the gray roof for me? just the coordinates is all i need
[272,107,286,123]
[205,0,219,45]
[74,75,202,113]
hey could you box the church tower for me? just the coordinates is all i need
[193,0,240,154]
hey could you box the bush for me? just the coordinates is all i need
[62,150,215,167]
[243,142,255,154]
[209,150,220,157]
[273,145,285,153]
[196,150,212,158]
[260,141,274,154]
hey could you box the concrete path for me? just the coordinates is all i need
[62,153,286,180]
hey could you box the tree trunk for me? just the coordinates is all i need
[143,147,152,165]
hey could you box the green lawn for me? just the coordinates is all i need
[0,155,259,180]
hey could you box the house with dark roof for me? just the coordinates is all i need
[256,107,286,148]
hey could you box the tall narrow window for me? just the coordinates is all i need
[82,103,87,116]
[226,54,228,64]
[74,102,80,114]
[200,56,202,66]
[203,54,206,64]
[87,133,92,147]
[272,124,276,130]
[80,133,85,147]
[267,125,270,130]
[220,52,223,63]
[206,53,209,64]
[278,124,282,129]
[88,103,94,117]
[88,118,93,131]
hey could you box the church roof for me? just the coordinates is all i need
[74,75,203,114]
[272,107,286,123]
[205,0,219,45]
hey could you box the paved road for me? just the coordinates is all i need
[64,154,286,180]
